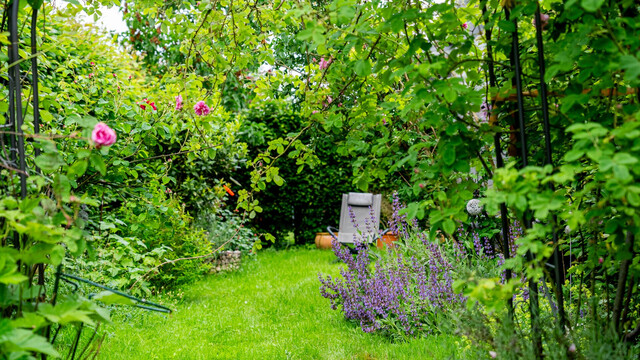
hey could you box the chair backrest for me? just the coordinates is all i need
[337,192,382,244]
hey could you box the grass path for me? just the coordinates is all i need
[98,249,461,359]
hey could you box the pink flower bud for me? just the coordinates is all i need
[568,344,576,353]
[489,351,497,358]
[598,257,603,264]
[175,95,183,110]
[419,183,424,188]
[92,122,117,148]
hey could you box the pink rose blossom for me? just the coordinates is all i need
[92,122,117,148]
[462,23,468,29]
[175,95,183,110]
[194,100,210,116]
[319,57,331,70]
[489,351,497,358]
[533,13,550,30]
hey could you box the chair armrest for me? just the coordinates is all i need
[371,228,390,242]
[327,226,339,240]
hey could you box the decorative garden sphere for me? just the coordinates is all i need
[466,199,483,215]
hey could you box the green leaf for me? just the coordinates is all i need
[354,59,372,77]
[442,146,456,166]
[564,149,584,162]
[90,154,106,176]
[34,153,64,173]
[92,291,136,306]
[67,159,88,179]
[581,0,605,12]
[0,328,60,357]
[273,175,284,186]
[497,20,515,33]
[442,219,456,234]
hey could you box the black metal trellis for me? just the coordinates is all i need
[483,2,571,357]
[533,5,567,333]
[0,3,172,359]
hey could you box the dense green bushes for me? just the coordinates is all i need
[236,102,355,245]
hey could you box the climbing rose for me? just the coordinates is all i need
[194,101,210,116]
[92,122,117,147]
[175,95,183,110]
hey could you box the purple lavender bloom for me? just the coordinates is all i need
[319,192,465,337]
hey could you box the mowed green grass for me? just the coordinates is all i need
[98,249,461,360]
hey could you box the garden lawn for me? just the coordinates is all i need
[98,248,462,360]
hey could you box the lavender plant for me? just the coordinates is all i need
[319,193,465,339]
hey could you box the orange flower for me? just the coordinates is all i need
[223,184,235,197]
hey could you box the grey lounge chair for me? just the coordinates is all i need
[327,192,388,248]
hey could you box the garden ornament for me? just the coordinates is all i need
[466,199,483,215]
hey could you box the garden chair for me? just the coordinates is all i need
[327,192,388,251]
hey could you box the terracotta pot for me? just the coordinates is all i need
[315,232,334,250]
[376,232,398,250]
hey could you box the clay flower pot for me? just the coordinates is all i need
[376,232,398,250]
[315,232,334,250]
